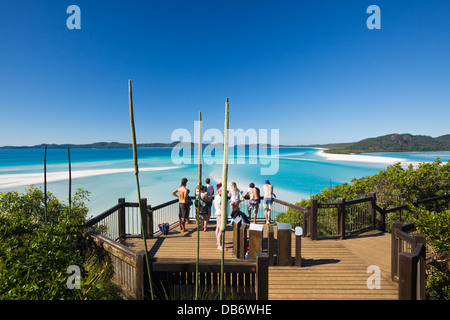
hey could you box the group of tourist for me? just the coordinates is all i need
[171,177,276,250]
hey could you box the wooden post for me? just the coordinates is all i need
[338,198,346,240]
[398,252,415,300]
[379,207,386,232]
[303,205,311,237]
[413,234,426,300]
[310,199,318,240]
[118,198,126,240]
[367,192,376,231]
[256,252,269,300]
[140,198,150,238]
[233,220,242,258]
[277,223,292,266]
[267,224,275,265]
[135,250,145,300]
[295,226,303,267]
[239,223,248,259]
[249,224,264,260]
[391,221,402,282]
[147,205,153,238]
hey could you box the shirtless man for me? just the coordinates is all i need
[263,180,275,224]
[172,177,189,232]
[245,183,260,224]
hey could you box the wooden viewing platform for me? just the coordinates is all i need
[122,222,398,300]
[86,193,440,300]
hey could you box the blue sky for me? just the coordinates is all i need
[0,0,449,146]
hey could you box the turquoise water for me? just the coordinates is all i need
[1,147,449,216]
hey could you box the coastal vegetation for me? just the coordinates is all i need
[0,187,123,299]
[278,158,450,299]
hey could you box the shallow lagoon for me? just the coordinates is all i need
[1,147,449,216]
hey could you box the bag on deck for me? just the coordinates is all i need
[158,222,169,235]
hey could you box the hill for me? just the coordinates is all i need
[317,133,450,154]
[0,142,180,149]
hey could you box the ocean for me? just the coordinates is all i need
[1,147,450,217]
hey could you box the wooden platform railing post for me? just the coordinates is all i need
[398,239,426,300]
[310,199,318,240]
[267,224,275,265]
[140,198,150,238]
[295,226,302,267]
[379,207,386,232]
[391,221,402,282]
[367,192,376,231]
[233,220,242,258]
[277,223,292,266]
[249,224,264,260]
[135,250,145,300]
[413,234,427,300]
[304,205,311,237]
[118,198,126,240]
[338,197,346,240]
[256,252,269,300]
[239,223,248,259]
[147,205,153,238]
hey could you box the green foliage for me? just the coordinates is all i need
[0,186,122,300]
[288,159,450,228]
[411,209,450,300]
[325,133,450,154]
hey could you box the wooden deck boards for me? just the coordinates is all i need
[122,222,236,260]
[122,222,398,300]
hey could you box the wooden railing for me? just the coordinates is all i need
[84,229,146,299]
[85,198,270,300]
[86,192,447,299]
[306,192,450,240]
[151,254,268,300]
[391,221,426,300]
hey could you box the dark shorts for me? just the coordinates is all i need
[179,203,189,219]
[249,199,259,213]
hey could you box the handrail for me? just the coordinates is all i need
[87,191,450,243]
[151,199,178,211]
[86,202,124,227]
[273,198,308,212]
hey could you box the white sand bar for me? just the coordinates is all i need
[0,166,180,189]
[316,149,409,165]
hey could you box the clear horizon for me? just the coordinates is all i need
[1,131,450,148]
[1,1,449,147]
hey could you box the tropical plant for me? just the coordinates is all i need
[0,186,122,299]
[220,98,229,300]
[411,208,450,300]
[195,111,202,300]
[128,79,154,300]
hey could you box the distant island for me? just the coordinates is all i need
[0,142,180,149]
[303,133,450,154]
[2,133,450,154]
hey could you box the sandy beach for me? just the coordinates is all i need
[315,149,420,166]
[0,166,181,189]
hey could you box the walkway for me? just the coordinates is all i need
[122,222,398,300]
[269,229,397,300]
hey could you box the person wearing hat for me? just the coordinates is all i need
[263,179,275,224]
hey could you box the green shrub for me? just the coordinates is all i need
[412,209,450,300]
[0,186,122,300]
